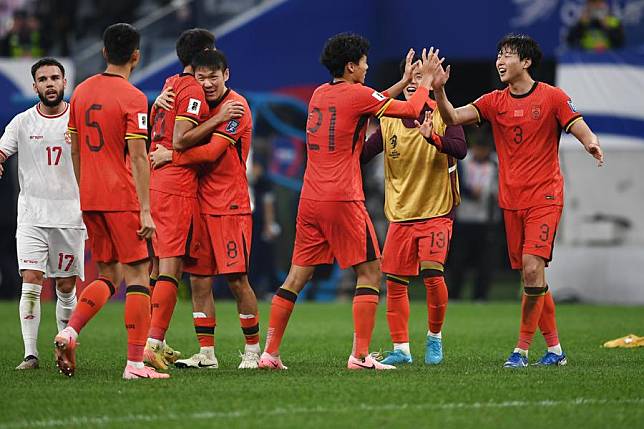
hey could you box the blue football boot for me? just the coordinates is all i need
[425,336,443,365]
[503,351,528,368]
[380,349,413,365]
[534,351,567,366]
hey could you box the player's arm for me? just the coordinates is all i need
[128,138,155,239]
[361,126,384,164]
[0,116,19,178]
[173,133,232,165]
[569,119,604,166]
[381,48,418,99]
[70,133,80,184]
[415,110,467,159]
[431,62,479,126]
[173,100,245,151]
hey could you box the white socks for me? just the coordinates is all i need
[548,343,563,356]
[127,360,144,369]
[514,347,528,357]
[393,342,411,355]
[200,346,215,359]
[55,287,77,332]
[428,330,442,339]
[245,343,261,354]
[19,283,42,358]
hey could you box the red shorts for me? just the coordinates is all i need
[83,211,149,264]
[381,217,453,276]
[150,190,199,259]
[292,199,380,269]
[184,214,252,276]
[503,205,562,270]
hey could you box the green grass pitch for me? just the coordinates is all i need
[0,300,643,428]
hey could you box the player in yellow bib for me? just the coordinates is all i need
[361,55,466,365]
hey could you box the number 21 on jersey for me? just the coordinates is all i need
[307,106,336,152]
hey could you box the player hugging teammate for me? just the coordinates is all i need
[1,25,602,378]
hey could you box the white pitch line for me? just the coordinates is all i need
[1,398,642,428]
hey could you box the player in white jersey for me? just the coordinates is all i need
[0,58,86,370]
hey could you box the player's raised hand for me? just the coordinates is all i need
[432,63,451,89]
[402,48,419,83]
[149,145,173,169]
[154,87,175,111]
[586,142,604,166]
[138,209,156,239]
[216,100,245,123]
[414,110,434,138]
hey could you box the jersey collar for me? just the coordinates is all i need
[207,88,232,109]
[36,101,68,119]
[509,81,539,99]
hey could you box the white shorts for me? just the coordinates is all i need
[16,225,87,280]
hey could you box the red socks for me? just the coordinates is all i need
[68,277,115,333]
[264,288,297,355]
[352,286,379,358]
[539,289,559,347]
[149,275,179,341]
[385,277,410,343]
[125,285,151,362]
[194,315,216,347]
[517,287,547,350]
[240,313,260,345]
[423,272,448,334]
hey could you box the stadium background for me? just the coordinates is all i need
[0,0,643,304]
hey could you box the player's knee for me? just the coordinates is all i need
[22,270,44,284]
[56,277,76,294]
[521,257,543,286]
[22,270,44,285]
[190,276,213,300]
[284,266,313,291]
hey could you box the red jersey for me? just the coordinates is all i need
[150,73,209,197]
[198,89,252,215]
[68,73,149,211]
[472,82,582,210]
[301,82,397,201]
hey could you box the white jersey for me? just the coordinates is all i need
[0,103,84,229]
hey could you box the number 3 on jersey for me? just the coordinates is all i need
[307,106,336,151]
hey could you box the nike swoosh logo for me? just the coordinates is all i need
[198,362,216,368]
[226,261,237,267]
[353,362,375,369]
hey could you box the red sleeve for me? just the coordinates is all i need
[352,84,429,119]
[471,91,496,124]
[67,95,77,134]
[552,87,583,133]
[173,134,229,165]
[125,91,149,140]
[211,101,251,145]
[175,85,208,125]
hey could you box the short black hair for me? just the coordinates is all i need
[399,53,422,77]
[497,33,542,75]
[192,49,228,73]
[31,57,65,80]
[176,28,216,67]
[320,33,370,78]
[103,23,140,66]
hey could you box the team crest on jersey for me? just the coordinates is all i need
[388,135,400,159]
[187,98,201,115]
[531,105,541,120]
[226,119,239,134]
[64,131,71,144]
[567,99,577,113]
[372,91,386,101]
[138,113,148,130]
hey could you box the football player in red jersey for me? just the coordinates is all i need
[55,23,168,379]
[258,33,443,370]
[431,34,604,368]
[150,49,260,369]
[143,28,216,371]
